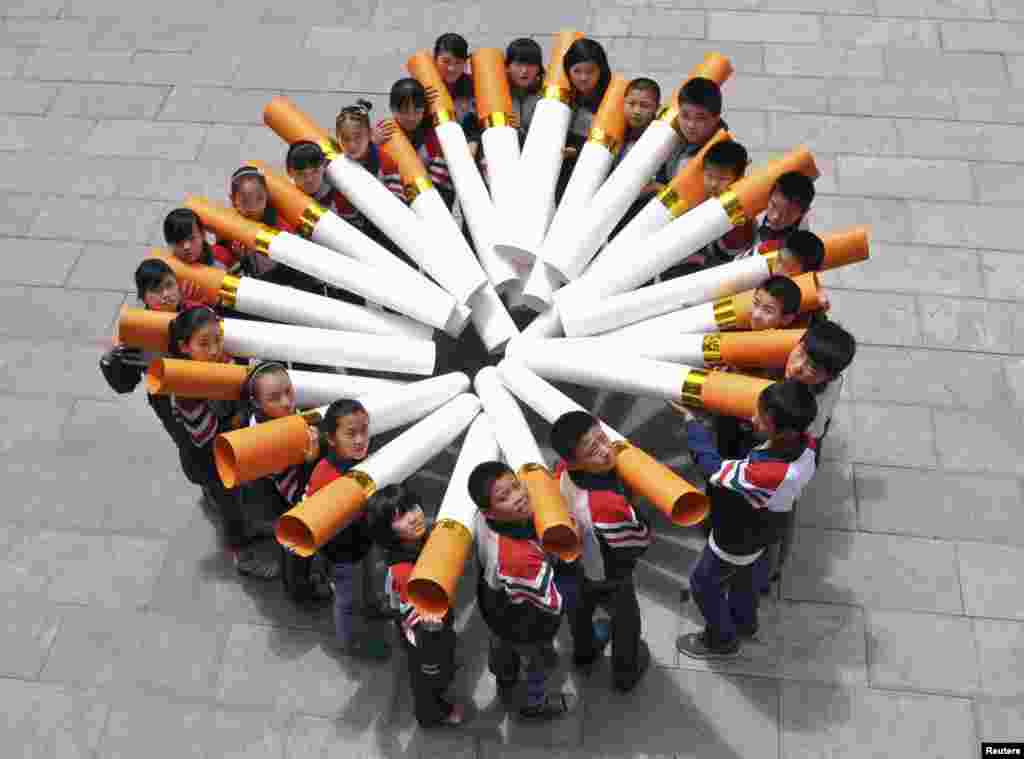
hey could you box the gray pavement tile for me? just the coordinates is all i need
[0,114,96,151]
[87,19,211,52]
[820,16,942,47]
[0,18,94,48]
[810,196,911,244]
[0,79,59,115]
[782,528,962,613]
[0,337,123,400]
[65,243,148,291]
[704,0,874,12]
[0,392,72,456]
[0,680,109,759]
[826,290,921,347]
[958,542,1024,620]
[850,402,937,468]
[942,20,1024,53]
[993,0,1024,19]
[796,461,857,530]
[0,594,61,679]
[1,0,65,16]
[31,195,167,245]
[305,26,419,58]
[0,285,123,342]
[764,45,884,79]
[1006,358,1024,411]
[836,155,974,202]
[875,0,991,18]
[0,152,64,195]
[855,465,1024,545]
[262,0,378,28]
[50,83,170,120]
[761,112,904,157]
[0,46,31,78]
[866,609,980,695]
[975,696,1024,742]
[197,123,287,167]
[722,74,832,114]
[934,409,1024,476]
[897,118,1024,163]
[40,605,227,699]
[475,1,596,37]
[955,86,1024,123]
[780,682,975,759]
[216,621,398,718]
[593,7,706,39]
[1009,54,1024,87]
[609,38,766,76]
[918,295,1021,354]
[231,51,354,92]
[827,244,984,298]
[974,162,1024,206]
[158,86,275,124]
[910,200,1022,252]
[368,682,478,759]
[974,619,1024,697]
[0,238,83,287]
[828,80,956,120]
[20,48,134,82]
[708,11,821,43]
[128,51,241,88]
[883,48,1008,88]
[81,119,207,160]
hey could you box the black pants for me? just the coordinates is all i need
[203,477,247,547]
[569,576,642,678]
[403,623,456,727]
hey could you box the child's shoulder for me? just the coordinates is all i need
[307,457,343,491]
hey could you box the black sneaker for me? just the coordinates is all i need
[735,624,759,639]
[676,631,740,660]
[516,692,578,723]
[612,640,651,693]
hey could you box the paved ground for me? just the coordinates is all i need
[1,0,1023,756]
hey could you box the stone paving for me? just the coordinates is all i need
[1,0,1022,756]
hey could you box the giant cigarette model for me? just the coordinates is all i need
[407,414,500,614]
[117,306,435,375]
[584,129,731,275]
[474,367,579,561]
[495,30,583,265]
[214,372,471,487]
[148,249,431,341]
[529,329,805,370]
[520,73,630,310]
[409,49,519,292]
[506,338,772,420]
[497,360,708,526]
[246,160,466,334]
[147,357,405,407]
[185,196,456,332]
[547,53,734,282]
[564,225,864,338]
[276,393,481,556]
[606,271,828,340]
[379,119,518,352]
[552,146,822,335]
[262,97,474,333]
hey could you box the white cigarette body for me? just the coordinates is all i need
[473,366,545,471]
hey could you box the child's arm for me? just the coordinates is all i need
[174,397,219,448]
[685,420,723,478]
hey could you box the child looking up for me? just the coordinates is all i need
[558,38,612,200]
[676,381,818,659]
[285,140,341,210]
[606,77,664,241]
[505,37,544,143]
[305,399,392,660]
[469,461,577,722]
[434,32,473,121]
[551,411,653,693]
[655,77,727,190]
[738,171,816,258]
[367,483,465,728]
[334,100,383,235]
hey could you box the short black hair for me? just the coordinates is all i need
[366,482,423,550]
[758,275,802,317]
[434,32,469,60]
[704,140,748,176]
[626,77,660,103]
[679,77,722,115]
[772,171,815,212]
[389,77,428,112]
[549,410,598,461]
[784,230,825,272]
[505,37,543,67]
[168,305,218,358]
[758,380,818,435]
[134,258,175,300]
[286,140,325,171]
[467,460,514,511]
[802,320,856,379]
[163,208,203,246]
[563,38,612,101]
[242,360,289,405]
[230,165,267,196]
[321,398,368,437]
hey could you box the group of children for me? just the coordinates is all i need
[96,31,863,728]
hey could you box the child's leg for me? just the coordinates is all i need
[728,553,770,634]
[332,560,358,647]
[568,578,601,665]
[609,578,642,678]
[488,635,520,686]
[523,648,549,709]
[408,626,457,727]
[688,544,741,647]
[773,504,798,578]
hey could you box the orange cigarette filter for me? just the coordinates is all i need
[590,74,629,148]
[729,146,818,220]
[691,370,774,420]
[146,357,247,399]
[471,48,513,121]
[690,52,734,85]
[276,472,375,557]
[714,330,806,370]
[543,30,584,90]
[186,196,264,250]
[822,226,870,270]
[118,306,174,353]
[732,272,823,328]
[662,129,732,215]
[147,248,224,306]
[246,160,316,229]
[407,50,456,115]
[519,465,580,562]
[380,119,430,185]
[263,96,332,147]
[214,414,312,488]
[407,518,474,616]
[613,442,709,526]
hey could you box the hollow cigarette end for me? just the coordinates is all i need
[718,330,807,370]
[147,248,224,306]
[673,491,711,528]
[690,52,734,85]
[118,306,172,353]
[408,49,456,114]
[246,160,316,230]
[185,195,263,250]
[213,436,242,489]
[590,74,630,146]
[471,48,513,120]
[276,515,317,558]
[822,226,870,269]
[381,121,430,184]
[263,96,329,144]
[729,146,818,219]
[407,519,474,616]
[700,371,774,420]
[543,30,585,90]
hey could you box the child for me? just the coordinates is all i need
[367,483,465,728]
[606,77,663,241]
[737,171,816,258]
[469,461,577,722]
[305,399,392,660]
[550,411,652,693]
[168,305,279,579]
[242,361,332,603]
[659,140,752,278]
[505,37,544,144]
[434,32,473,121]
[334,100,383,233]
[774,229,825,276]
[676,381,818,659]
[748,275,802,332]
[558,38,612,199]
[286,140,341,210]
[376,78,455,209]
[656,77,728,188]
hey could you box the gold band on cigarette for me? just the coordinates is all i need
[219,274,241,309]
[586,126,619,153]
[403,175,434,203]
[713,297,738,329]
[542,84,571,105]
[432,109,455,126]
[701,334,722,365]
[483,112,512,129]
[346,469,377,498]
[656,186,694,218]
[316,137,340,162]
[718,190,747,227]
[656,105,682,136]
[298,202,326,238]
[254,227,280,254]
[680,368,709,407]
[435,517,472,543]
[763,250,780,274]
